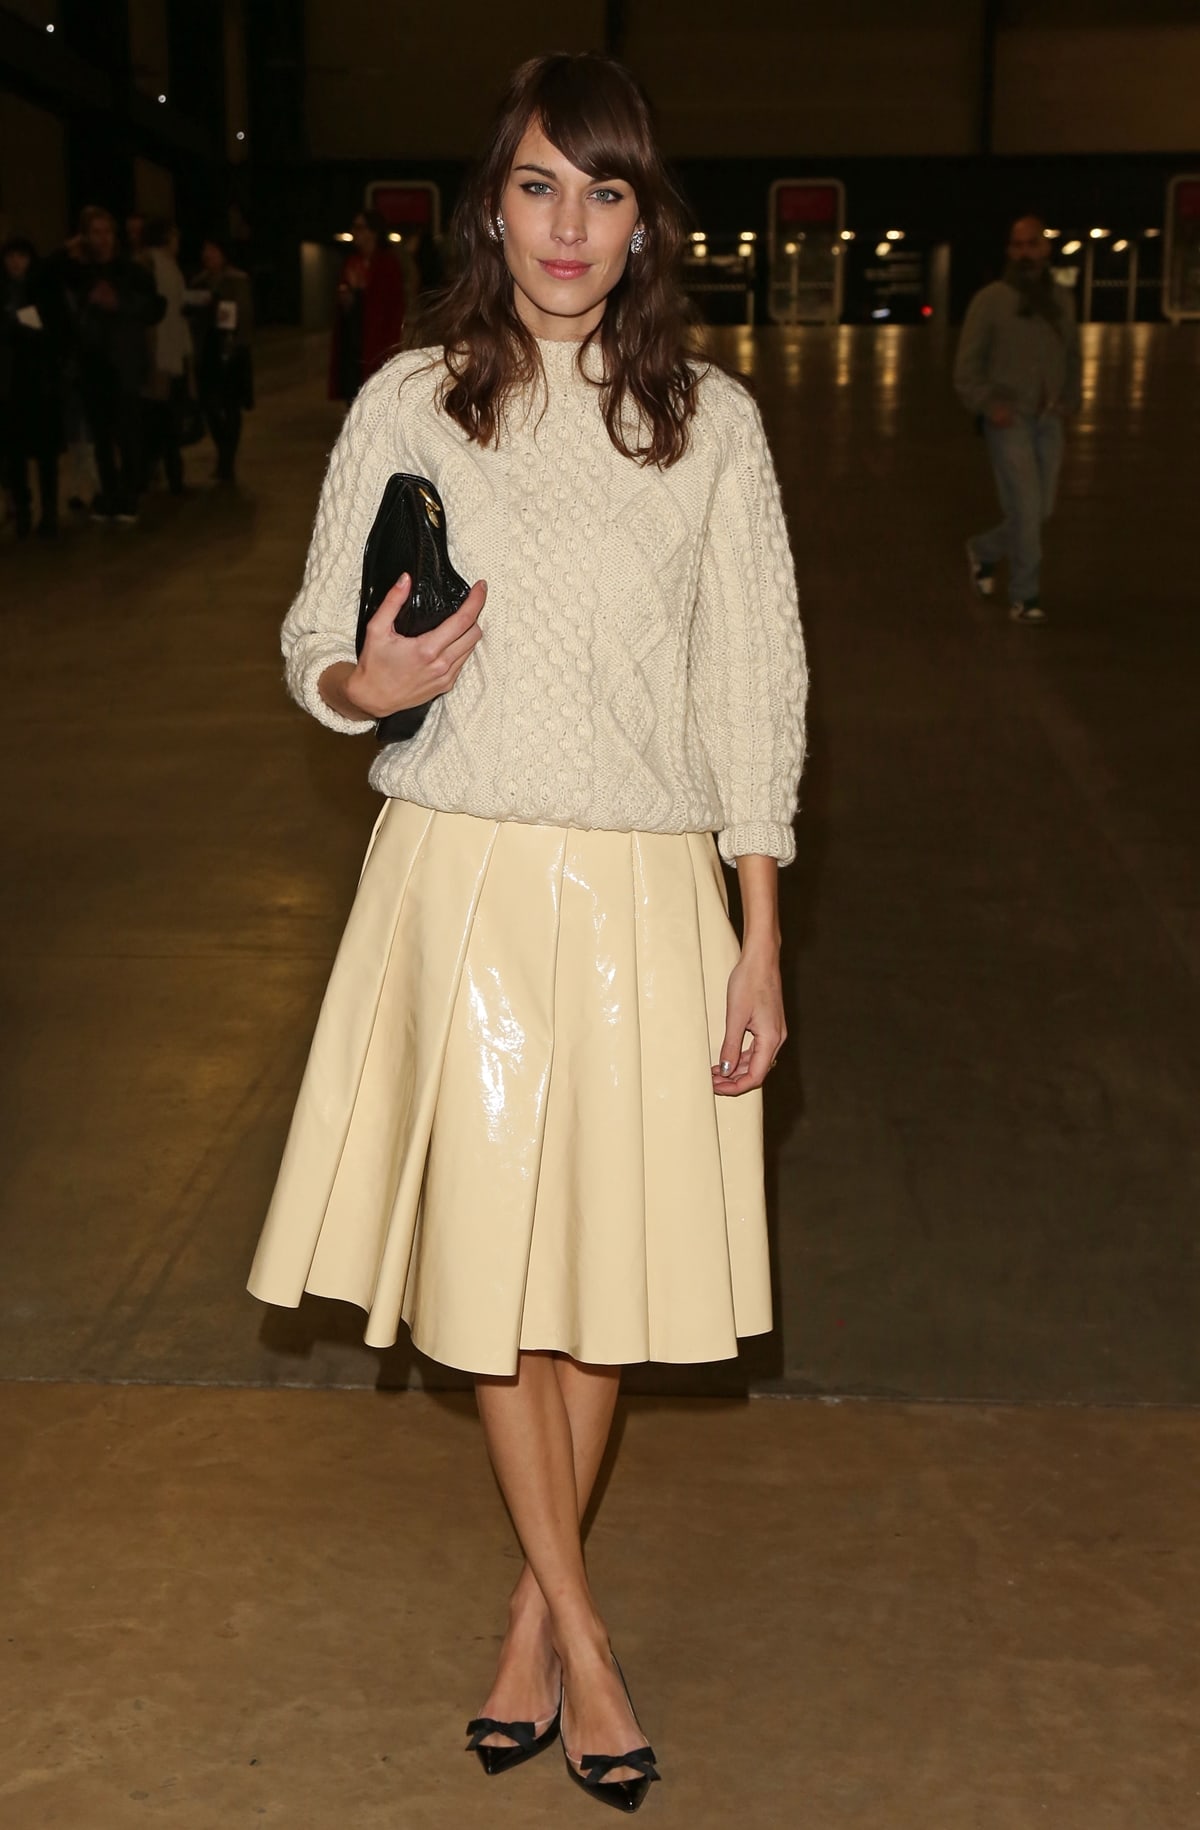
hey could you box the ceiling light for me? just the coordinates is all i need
[1112,239,1129,253]
[1061,240,1082,256]
[885,229,904,241]
[784,241,797,256]
[1143,227,1161,238]
[46,20,55,29]
[875,242,890,257]
[839,230,855,241]
[871,308,891,319]
[690,231,706,243]
[236,131,245,142]
[158,93,167,104]
[739,230,756,242]
[335,232,353,242]
[1089,227,1109,239]
[388,232,402,242]
[1044,228,1061,238]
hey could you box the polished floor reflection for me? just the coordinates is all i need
[1,323,1198,1400]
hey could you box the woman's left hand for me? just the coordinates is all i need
[712,943,786,1097]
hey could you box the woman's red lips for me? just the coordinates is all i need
[540,260,590,279]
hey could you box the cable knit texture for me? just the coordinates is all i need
[282,338,807,863]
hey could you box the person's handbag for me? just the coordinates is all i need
[355,473,472,744]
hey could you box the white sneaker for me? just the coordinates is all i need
[966,543,996,597]
[1009,600,1046,624]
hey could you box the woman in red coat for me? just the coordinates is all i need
[328,209,406,404]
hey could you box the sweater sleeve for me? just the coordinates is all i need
[689,382,807,866]
[953,289,996,415]
[280,369,399,735]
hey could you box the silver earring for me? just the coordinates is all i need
[629,226,647,254]
[491,213,506,242]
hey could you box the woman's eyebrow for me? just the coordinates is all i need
[513,162,624,185]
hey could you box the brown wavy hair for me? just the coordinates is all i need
[414,52,702,469]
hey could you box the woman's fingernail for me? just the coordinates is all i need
[720,1059,733,1076]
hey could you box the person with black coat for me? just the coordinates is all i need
[52,206,164,524]
[186,236,255,483]
[0,236,66,539]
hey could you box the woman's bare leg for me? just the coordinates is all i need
[477,1354,620,1729]
[474,1352,645,1774]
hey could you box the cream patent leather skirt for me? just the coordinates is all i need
[247,798,771,1375]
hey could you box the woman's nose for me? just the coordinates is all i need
[552,206,586,246]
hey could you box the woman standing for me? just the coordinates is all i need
[0,235,65,538]
[187,237,255,483]
[140,218,191,495]
[327,207,406,404]
[249,53,806,1813]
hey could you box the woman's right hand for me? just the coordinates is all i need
[342,573,486,719]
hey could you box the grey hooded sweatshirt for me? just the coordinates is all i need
[954,278,1082,418]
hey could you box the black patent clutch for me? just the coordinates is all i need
[354,472,472,744]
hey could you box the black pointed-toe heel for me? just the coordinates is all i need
[465,1697,562,1776]
[564,1744,661,1813]
[561,1656,661,1813]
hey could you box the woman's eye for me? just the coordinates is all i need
[521,182,553,196]
[591,189,624,205]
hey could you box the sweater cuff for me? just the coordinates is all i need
[286,633,376,736]
[718,822,796,867]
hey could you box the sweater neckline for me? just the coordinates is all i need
[532,332,605,382]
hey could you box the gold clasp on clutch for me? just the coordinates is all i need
[419,486,442,527]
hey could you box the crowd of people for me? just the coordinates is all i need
[0,205,254,538]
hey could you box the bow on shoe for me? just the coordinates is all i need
[579,1746,661,1786]
[466,1717,537,1753]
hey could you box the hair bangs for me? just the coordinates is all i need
[532,60,652,192]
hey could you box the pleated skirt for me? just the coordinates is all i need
[247,798,772,1375]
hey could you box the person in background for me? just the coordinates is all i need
[0,235,65,539]
[327,208,406,404]
[140,218,192,495]
[53,205,164,525]
[955,214,1081,625]
[187,236,254,483]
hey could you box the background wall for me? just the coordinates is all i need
[299,0,1200,162]
[995,6,1200,153]
[0,87,66,245]
[625,0,982,158]
[303,0,605,161]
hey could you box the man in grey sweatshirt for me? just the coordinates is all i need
[955,215,1082,623]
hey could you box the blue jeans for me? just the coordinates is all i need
[971,413,1064,604]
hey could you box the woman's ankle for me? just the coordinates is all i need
[551,1611,612,1673]
[507,1566,552,1632]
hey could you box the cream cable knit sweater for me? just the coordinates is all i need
[282,338,807,863]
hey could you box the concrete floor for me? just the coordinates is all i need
[1,324,1197,1400]
[2,326,1199,1827]
[4,1387,1199,1830]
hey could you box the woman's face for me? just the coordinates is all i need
[351,216,377,257]
[499,120,641,341]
